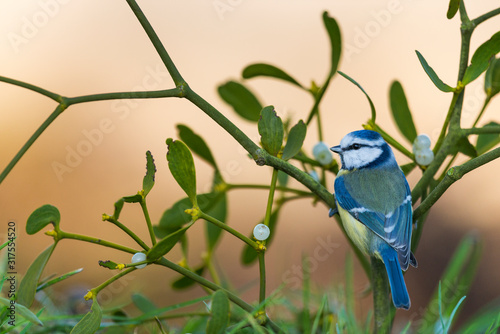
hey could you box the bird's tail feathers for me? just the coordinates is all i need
[381,248,410,310]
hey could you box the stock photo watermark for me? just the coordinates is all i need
[1,222,18,327]
[51,64,170,182]
[282,234,341,290]
[212,0,245,21]
[96,273,136,306]
[344,0,409,63]
[6,0,72,54]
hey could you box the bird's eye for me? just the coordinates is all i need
[352,143,361,150]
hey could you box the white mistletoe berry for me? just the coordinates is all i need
[253,224,270,241]
[131,252,147,269]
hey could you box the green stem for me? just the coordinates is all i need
[414,146,500,220]
[293,153,340,175]
[471,96,491,128]
[58,231,139,254]
[367,122,414,159]
[412,8,473,203]
[462,124,500,135]
[302,254,311,333]
[0,75,61,102]
[92,267,136,296]
[371,256,395,333]
[140,200,157,246]
[262,154,335,208]
[256,168,279,307]
[0,104,66,185]
[316,105,324,142]
[439,154,458,182]
[226,183,312,197]
[155,311,210,321]
[125,0,185,86]
[258,252,266,304]
[472,6,500,26]
[204,253,221,286]
[199,211,258,249]
[155,257,282,332]
[458,0,471,25]
[293,152,323,167]
[105,216,150,251]
[184,88,261,159]
[263,169,279,227]
[65,88,182,105]
[0,88,182,186]
[433,92,460,154]
[124,259,149,268]
[306,73,333,126]
[411,209,430,252]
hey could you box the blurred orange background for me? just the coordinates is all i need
[1,0,500,328]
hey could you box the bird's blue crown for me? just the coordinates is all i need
[332,130,397,170]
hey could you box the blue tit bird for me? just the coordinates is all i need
[329,130,417,309]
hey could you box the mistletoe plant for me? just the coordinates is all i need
[1,0,500,333]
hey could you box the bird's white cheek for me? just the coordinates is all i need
[343,147,382,169]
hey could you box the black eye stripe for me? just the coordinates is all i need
[344,143,381,151]
[348,143,364,150]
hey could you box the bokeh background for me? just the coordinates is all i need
[1,0,500,329]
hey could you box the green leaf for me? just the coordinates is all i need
[206,290,230,334]
[0,237,12,251]
[113,198,125,220]
[343,252,363,332]
[17,244,56,307]
[282,120,307,160]
[446,0,460,19]
[147,222,194,261]
[456,137,478,158]
[463,32,500,86]
[277,170,289,187]
[131,293,157,313]
[218,81,262,122]
[458,303,500,334]
[205,193,227,251]
[444,294,466,333]
[122,194,142,203]
[26,204,60,235]
[155,197,192,238]
[166,139,197,206]
[485,57,500,98]
[0,297,43,327]
[172,265,205,290]
[70,297,102,334]
[400,162,417,176]
[142,151,156,197]
[323,11,342,76]
[419,233,482,333]
[177,124,218,170]
[98,260,120,270]
[476,122,500,155]
[415,50,455,92]
[36,268,83,292]
[110,310,128,324]
[389,81,417,143]
[242,63,302,88]
[258,106,284,156]
[242,208,281,265]
[338,71,377,122]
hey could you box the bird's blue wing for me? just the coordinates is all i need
[334,171,413,270]
[380,179,413,270]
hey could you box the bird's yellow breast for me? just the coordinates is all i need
[337,203,370,255]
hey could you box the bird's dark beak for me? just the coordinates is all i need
[330,145,341,154]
